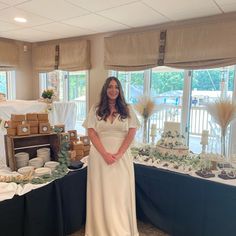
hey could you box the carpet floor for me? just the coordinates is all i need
[68,221,169,236]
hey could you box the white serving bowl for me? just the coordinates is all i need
[44,161,59,171]
[34,167,51,177]
[37,148,50,155]
[18,166,34,176]
[29,157,44,168]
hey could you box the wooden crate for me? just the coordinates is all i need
[4,133,60,171]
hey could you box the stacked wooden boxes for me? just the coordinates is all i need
[68,130,90,160]
[6,113,51,136]
[38,113,50,134]
[7,114,27,136]
[26,113,38,134]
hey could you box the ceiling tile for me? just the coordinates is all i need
[168,8,221,21]
[33,22,95,37]
[65,0,139,12]
[142,0,220,19]
[0,7,52,26]
[0,2,9,9]
[62,13,129,33]
[16,0,90,21]
[215,0,236,13]
[0,28,62,42]
[0,20,22,31]
[0,0,30,5]
[99,2,168,27]
[215,0,236,4]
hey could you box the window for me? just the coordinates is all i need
[0,71,16,100]
[112,66,236,155]
[39,70,88,134]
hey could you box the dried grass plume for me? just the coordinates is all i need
[134,96,156,120]
[206,98,236,135]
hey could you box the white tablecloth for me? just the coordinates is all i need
[0,100,77,166]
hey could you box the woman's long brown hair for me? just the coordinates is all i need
[96,76,130,121]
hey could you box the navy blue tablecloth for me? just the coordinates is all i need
[135,164,236,236]
[0,168,87,236]
[1,164,236,236]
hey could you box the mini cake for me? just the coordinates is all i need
[156,121,189,157]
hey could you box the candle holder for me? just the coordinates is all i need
[150,134,156,145]
[201,142,207,154]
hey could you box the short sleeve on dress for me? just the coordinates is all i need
[128,105,140,129]
[82,105,97,129]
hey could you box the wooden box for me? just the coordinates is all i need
[8,121,22,129]
[80,136,90,145]
[17,124,30,136]
[7,128,16,136]
[72,141,84,150]
[84,150,90,156]
[68,130,77,140]
[54,124,65,133]
[26,113,38,121]
[83,145,91,152]
[11,114,25,122]
[39,123,51,134]
[30,126,38,134]
[26,120,39,127]
[37,113,49,121]
[75,149,84,156]
[4,133,59,171]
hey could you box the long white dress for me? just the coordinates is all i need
[83,105,140,236]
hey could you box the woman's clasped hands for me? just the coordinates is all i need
[102,151,124,165]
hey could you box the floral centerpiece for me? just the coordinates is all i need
[41,89,54,102]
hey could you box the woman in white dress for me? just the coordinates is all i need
[83,76,140,236]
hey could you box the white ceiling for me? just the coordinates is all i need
[0,0,235,42]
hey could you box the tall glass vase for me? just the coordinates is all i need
[221,128,226,158]
[142,118,148,144]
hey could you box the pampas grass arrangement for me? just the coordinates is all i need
[134,96,156,143]
[206,98,236,156]
[134,96,156,120]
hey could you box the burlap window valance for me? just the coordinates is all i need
[164,20,236,69]
[0,41,19,68]
[32,44,56,72]
[104,31,160,71]
[58,40,91,71]
[33,40,91,72]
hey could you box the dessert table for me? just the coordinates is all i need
[0,100,77,166]
[1,164,236,236]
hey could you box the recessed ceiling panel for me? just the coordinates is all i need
[16,0,89,21]
[62,13,129,33]
[99,2,168,27]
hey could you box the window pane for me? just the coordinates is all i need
[39,70,88,135]
[68,71,87,134]
[189,66,234,154]
[117,71,144,104]
[150,67,185,139]
[0,72,7,95]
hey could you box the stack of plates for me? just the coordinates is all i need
[29,157,44,168]
[44,161,59,171]
[37,148,51,163]
[15,152,29,169]
[35,167,51,177]
[18,166,34,176]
